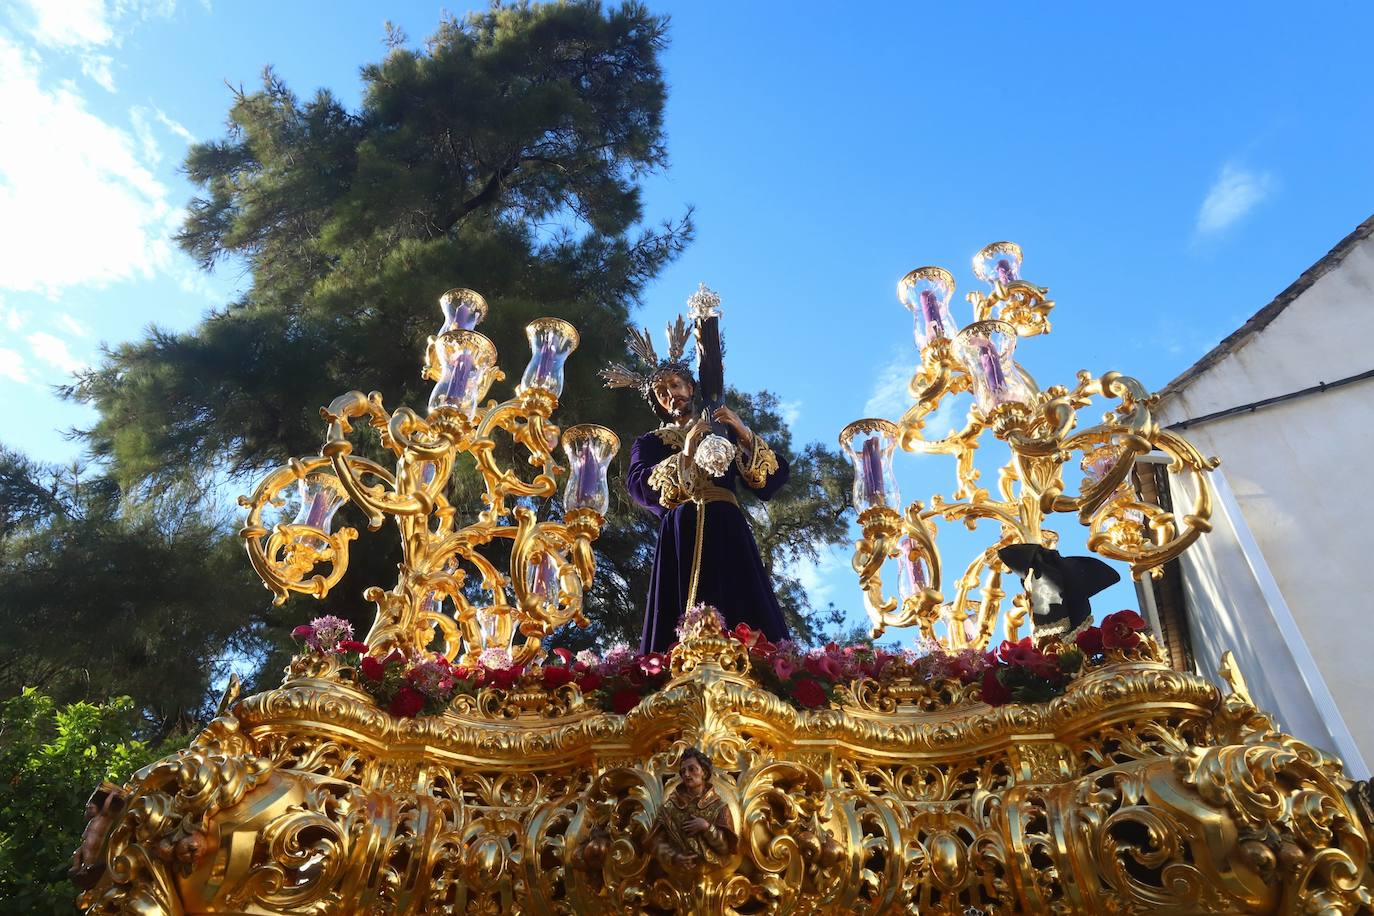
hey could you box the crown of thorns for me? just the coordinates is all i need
[597,313,695,399]
[599,284,723,397]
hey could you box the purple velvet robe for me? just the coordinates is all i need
[628,428,791,653]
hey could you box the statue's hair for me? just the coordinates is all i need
[678,747,713,781]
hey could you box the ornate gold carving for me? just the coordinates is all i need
[237,297,618,669]
[74,279,1372,915]
[77,616,1374,914]
[847,249,1221,648]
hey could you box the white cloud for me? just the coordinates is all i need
[27,330,87,373]
[129,106,161,164]
[80,52,115,91]
[57,313,91,337]
[15,0,115,49]
[863,350,916,419]
[2,307,23,332]
[0,347,33,384]
[154,108,194,143]
[790,548,843,612]
[12,0,180,50]
[0,35,178,295]
[778,398,802,428]
[1196,162,1275,236]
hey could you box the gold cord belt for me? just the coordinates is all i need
[684,486,737,609]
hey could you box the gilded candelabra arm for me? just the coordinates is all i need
[1087,428,1218,578]
[853,505,945,637]
[896,368,986,501]
[562,507,605,595]
[513,507,600,650]
[469,392,561,522]
[1003,592,1030,643]
[238,457,359,605]
[320,389,394,450]
[969,258,1054,334]
[939,546,1011,650]
[321,392,445,528]
[853,507,902,631]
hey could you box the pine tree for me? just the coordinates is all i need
[54,4,852,707]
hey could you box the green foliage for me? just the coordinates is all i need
[0,689,184,913]
[0,447,268,736]
[26,3,853,716]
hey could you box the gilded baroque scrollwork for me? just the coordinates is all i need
[77,615,1374,914]
[73,281,1374,914]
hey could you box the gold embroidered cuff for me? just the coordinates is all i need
[736,437,779,489]
[648,455,693,509]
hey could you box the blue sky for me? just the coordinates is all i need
[3,1,1372,640]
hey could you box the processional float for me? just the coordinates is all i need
[74,252,1374,914]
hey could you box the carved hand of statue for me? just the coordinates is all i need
[683,816,711,836]
[682,417,709,458]
[711,406,752,446]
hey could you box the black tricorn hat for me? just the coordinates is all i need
[997,543,1120,638]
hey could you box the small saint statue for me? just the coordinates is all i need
[644,747,736,872]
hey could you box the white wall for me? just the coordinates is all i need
[1155,231,1374,769]
[1161,468,1366,776]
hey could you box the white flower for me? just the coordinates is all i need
[478,647,513,670]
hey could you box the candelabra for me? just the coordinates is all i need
[841,243,1219,649]
[238,288,618,666]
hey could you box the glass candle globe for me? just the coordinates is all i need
[839,419,902,513]
[428,330,498,417]
[561,424,620,516]
[898,266,957,349]
[953,321,1037,413]
[519,318,579,396]
[437,288,488,333]
[290,474,348,551]
[973,241,1024,288]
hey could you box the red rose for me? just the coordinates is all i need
[731,623,756,646]
[1002,637,1040,667]
[388,687,425,718]
[1075,627,1104,653]
[577,672,603,693]
[552,647,573,667]
[490,666,523,690]
[611,688,642,714]
[638,653,666,678]
[336,640,369,655]
[360,656,385,681]
[951,651,987,685]
[542,666,574,689]
[1101,610,1147,650]
[980,669,1012,706]
[791,677,828,709]
[803,654,843,680]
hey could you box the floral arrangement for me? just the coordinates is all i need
[289,608,1152,718]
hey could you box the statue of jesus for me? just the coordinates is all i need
[601,290,791,653]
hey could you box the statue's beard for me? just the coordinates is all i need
[667,396,694,422]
